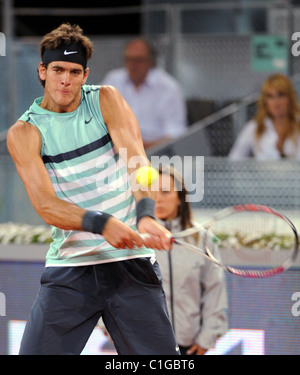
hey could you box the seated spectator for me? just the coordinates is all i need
[101,38,187,149]
[229,73,300,160]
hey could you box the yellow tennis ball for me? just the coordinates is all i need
[136,166,159,187]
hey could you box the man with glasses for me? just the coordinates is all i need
[101,38,187,149]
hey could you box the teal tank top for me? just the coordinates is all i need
[19,85,154,266]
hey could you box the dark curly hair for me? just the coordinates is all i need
[38,23,94,87]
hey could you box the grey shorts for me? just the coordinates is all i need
[19,257,179,355]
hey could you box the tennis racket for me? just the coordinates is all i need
[144,204,299,278]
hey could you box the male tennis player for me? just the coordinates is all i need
[7,23,179,355]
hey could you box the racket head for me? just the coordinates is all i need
[202,204,299,278]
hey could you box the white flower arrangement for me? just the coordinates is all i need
[0,222,52,245]
[0,222,293,251]
[216,231,293,251]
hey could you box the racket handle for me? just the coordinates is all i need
[139,233,150,240]
[139,232,173,243]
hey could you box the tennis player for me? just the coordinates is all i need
[7,23,179,355]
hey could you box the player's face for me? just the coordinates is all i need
[124,41,152,87]
[264,87,290,119]
[39,61,89,112]
[155,173,181,221]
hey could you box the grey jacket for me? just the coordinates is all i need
[155,217,228,350]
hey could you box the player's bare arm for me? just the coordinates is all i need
[100,85,172,250]
[7,121,83,228]
[6,120,144,249]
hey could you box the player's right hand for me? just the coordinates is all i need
[102,216,144,249]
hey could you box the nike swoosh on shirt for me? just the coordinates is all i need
[64,50,78,55]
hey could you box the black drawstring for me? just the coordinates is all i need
[165,221,175,333]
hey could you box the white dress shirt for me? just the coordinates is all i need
[229,118,300,160]
[101,68,187,143]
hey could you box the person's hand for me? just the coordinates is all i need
[137,216,172,251]
[102,216,144,249]
[97,319,113,342]
[187,343,207,355]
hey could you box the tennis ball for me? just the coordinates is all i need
[136,166,159,187]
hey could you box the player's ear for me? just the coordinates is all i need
[83,67,89,84]
[38,62,47,81]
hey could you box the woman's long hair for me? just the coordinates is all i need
[158,165,199,243]
[254,73,300,142]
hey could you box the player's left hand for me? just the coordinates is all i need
[138,216,172,251]
[138,216,172,250]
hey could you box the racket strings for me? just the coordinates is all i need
[209,210,297,273]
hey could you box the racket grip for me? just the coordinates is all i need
[139,233,150,240]
[139,232,173,243]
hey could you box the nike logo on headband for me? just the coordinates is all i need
[64,49,78,55]
[42,45,87,69]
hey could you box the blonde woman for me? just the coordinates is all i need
[229,73,300,160]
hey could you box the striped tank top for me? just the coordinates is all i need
[19,85,154,266]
